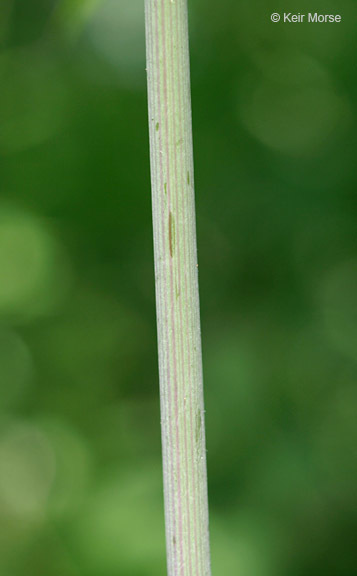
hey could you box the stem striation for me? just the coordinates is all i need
[145,1,211,575]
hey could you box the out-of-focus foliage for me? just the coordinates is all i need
[0,0,356,574]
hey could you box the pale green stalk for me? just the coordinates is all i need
[145,1,211,575]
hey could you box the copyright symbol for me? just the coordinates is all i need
[271,13,280,22]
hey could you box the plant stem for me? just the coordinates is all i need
[145,1,211,575]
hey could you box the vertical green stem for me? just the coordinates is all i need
[145,1,211,575]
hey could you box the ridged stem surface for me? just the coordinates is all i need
[145,1,211,575]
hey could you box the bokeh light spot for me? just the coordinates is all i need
[0,422,56,518]
[39,419,92,518]
[320,259,357,361]
[0,208,72,319]
[72,465,164,574]
[238,52,351,156]
[0,49,69,153]
[85,0,145,87]
[0,330,33,408]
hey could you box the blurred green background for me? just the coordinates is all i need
[1,0,357,574]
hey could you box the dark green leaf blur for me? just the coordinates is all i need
[0,1,356,575]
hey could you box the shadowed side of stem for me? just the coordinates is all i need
[145,1,211,575]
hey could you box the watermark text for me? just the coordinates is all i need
[271,13,342,23]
